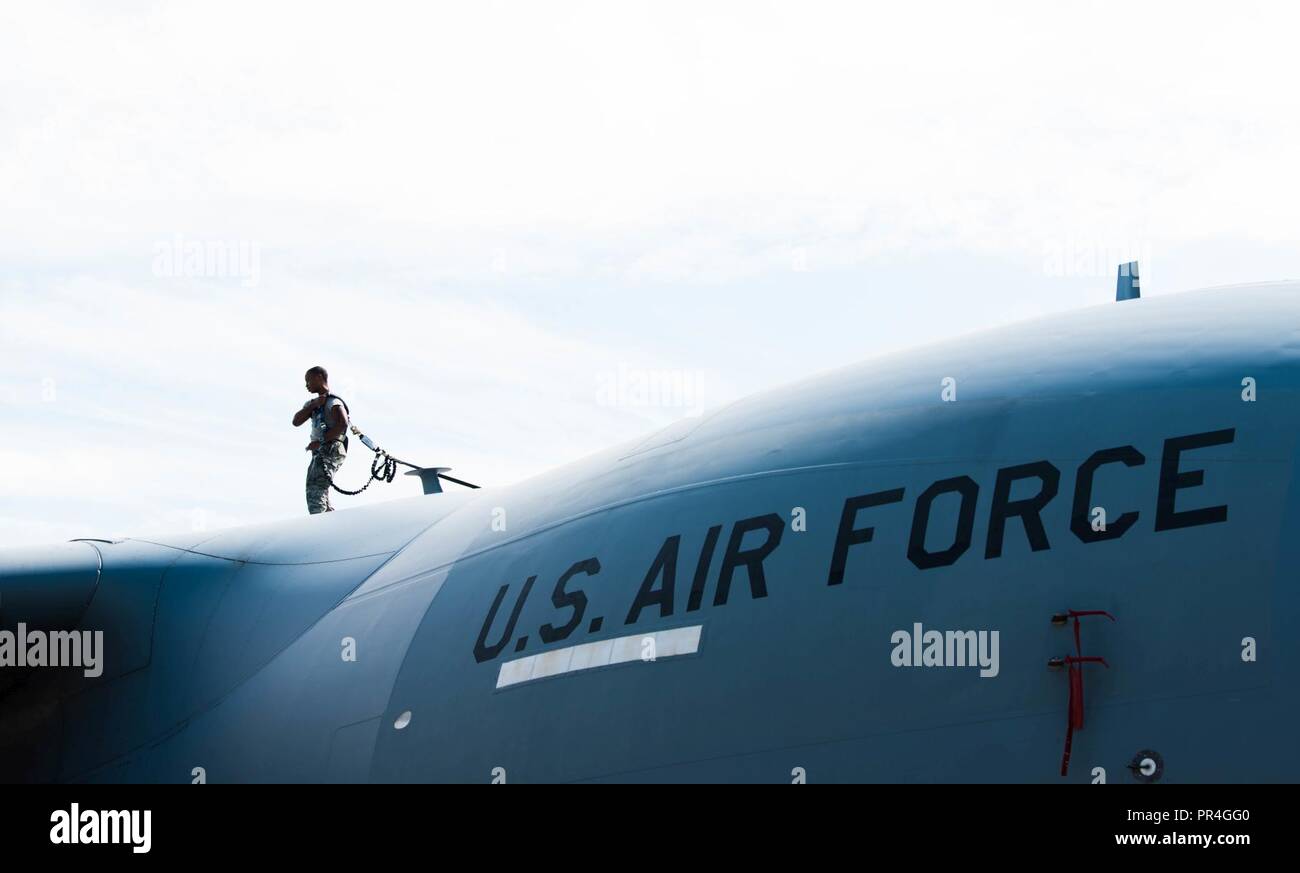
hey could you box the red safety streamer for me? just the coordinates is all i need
[1059,610,1115,777]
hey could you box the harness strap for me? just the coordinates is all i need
[317,394,350,450]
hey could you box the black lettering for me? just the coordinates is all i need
[625,537,678,625]
[686,525,722,612]
[715,513,784,606]
[473,575,536,663]
[540,558,600,644]
[908,476,978,569]
[1071,446,1145,543]
[827,488,906,585]
[1155,428,1235,531]
[985,461,1060,558]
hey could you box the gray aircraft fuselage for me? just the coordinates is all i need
[2,282,1297,783]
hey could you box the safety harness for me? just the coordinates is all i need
[309,393,479,496]
[314,394,350,452]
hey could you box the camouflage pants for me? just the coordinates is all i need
[306,441,347,514]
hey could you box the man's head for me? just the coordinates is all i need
[305,366,329,394]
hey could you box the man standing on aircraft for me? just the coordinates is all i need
[292,366,349,514]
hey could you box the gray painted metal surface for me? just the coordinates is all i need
[2,282,1297,782]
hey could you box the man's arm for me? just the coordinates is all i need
[293,395,326,427]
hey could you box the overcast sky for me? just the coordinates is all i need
[2,0,1298,546]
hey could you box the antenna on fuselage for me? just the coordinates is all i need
[1116,261,1140,301]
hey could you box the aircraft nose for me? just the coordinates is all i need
[0,541,101,635]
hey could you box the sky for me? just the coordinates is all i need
[2,0,1299,547]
